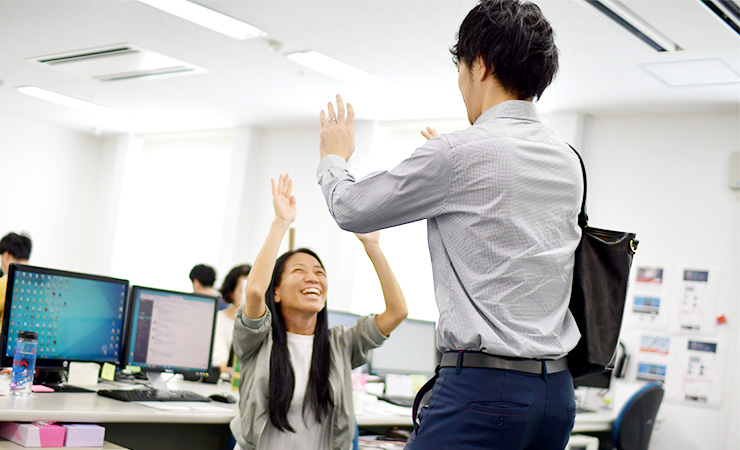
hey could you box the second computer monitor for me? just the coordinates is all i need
[125,286,217,377]
[370,318,438,378]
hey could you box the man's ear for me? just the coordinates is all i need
[474,56,490,82]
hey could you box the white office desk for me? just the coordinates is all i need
[0,378,238,450]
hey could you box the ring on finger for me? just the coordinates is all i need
[328,118,337,123]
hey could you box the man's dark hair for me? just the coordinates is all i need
[451,0,559,100]
[189,264,217,288]
[265,248,331,432]
[0,233,32,260]
[220,264,252,304]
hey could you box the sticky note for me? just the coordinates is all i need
[101,363,116,382]
[67,362,100,386]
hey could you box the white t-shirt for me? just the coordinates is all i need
[212,310,234,368]
[257,332,331,450]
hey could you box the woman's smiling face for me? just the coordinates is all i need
[274,252,328,316]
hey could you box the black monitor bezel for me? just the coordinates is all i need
[0,263,130,370]
[123,285,218,375]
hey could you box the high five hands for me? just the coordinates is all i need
[320,94,355,161]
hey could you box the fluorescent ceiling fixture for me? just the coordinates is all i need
[580,0,679,51]
[286,51,390,87]
[137,0,265,40]
[16,86,124,116]
[641,59,740,86]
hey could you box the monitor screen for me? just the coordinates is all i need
[1,264,129,371]
[327,310,361,328]
[370,318,438,378]
[125,286,217,374]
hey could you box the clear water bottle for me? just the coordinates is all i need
[10,330,38,397]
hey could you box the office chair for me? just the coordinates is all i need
[611,382,664,450]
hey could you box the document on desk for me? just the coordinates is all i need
[362,399,413,416]
[135,402,233,411]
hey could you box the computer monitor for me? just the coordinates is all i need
[0,263,129,387]
[124,286,217,390]
[370,318,439,378]
[327,310,361,328]
[573,370,613,390]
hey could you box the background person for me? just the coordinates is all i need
[0,232,32,332]
[230,174,407,450]
[315,1,582,448]
[190,263,229,310]
[212,264,252,372]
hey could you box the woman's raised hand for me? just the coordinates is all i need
[272,174,297,224]
[355,230,380,246]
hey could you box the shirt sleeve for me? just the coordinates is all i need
[336,315,388,369]
[232,305,271,361]
[316,136,453,233]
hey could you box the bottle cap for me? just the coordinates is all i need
[17,331,37,340]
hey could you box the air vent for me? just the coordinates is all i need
[30,44,205,82]
[702,0,740,35]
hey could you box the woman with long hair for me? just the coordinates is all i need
[230,174,408,450]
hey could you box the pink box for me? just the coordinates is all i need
[0,422,66,447]
[62,424,105,447]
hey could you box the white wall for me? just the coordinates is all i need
[109,130,235,291]
[583,111,740,450]
[0,111,108,274]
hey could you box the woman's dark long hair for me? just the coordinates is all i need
[266,248,332,432]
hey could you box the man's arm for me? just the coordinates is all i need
[317,139,451,233]
[318,95,452,233]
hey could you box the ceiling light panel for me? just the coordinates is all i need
[641,58,740,86]
[286,51,390,88]
[137,0,265,40]
[16,86,124,115]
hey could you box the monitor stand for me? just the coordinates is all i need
[146,372,169,391]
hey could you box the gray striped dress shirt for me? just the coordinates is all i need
[317,100,582,359]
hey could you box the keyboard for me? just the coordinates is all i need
[97,389,211,402]
[379,395,415,408]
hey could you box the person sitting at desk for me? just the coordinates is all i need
[0,232,32,333]
[212,264,252,372]
[230,174,408,450]
[190,263,229,310]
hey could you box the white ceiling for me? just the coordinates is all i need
[0,0,739,135]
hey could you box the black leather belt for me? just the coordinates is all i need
[439,352,569,374]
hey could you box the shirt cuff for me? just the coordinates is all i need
[237,304,269,330]
[363,314,389,346]
[316,154,349,181]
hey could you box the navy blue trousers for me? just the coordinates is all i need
[405,364,576,450]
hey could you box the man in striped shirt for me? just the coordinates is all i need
[316,1,582,449]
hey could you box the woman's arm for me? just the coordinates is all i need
[243,174,296,319]
[356,232,408,336]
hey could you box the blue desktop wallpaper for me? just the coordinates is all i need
[5,269,127,364]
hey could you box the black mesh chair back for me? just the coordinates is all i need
[612,382,664,450]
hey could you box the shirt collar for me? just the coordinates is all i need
[473,100,540,125]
